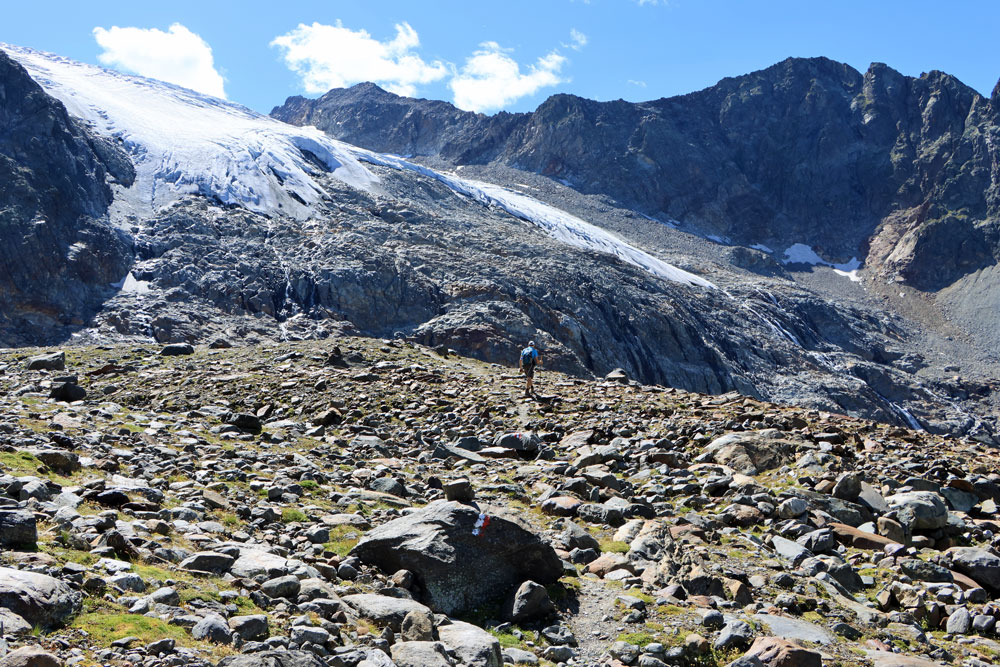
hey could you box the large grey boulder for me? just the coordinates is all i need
[886,492,949,530]
[25,352,65,371]
[438,620,502,667]
[390,641,455,667]
[946,547,1000,592]
[702,431,798,475]
[0,510,37,548]
[0,646,62,667]
[351,500,563,614]
[0,567,81,629]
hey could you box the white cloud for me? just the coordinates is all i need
[450,42,567,113]
[270,21,448,97]
[628,79,647,87]
[568,29,588,51]
[93,23,226,99]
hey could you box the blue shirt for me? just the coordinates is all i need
[522,347,539,362]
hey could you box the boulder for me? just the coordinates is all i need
[0,647,62,667]
[438,620,503,667]
[390,641,455,667]
[505,580,556,623]
[160,343,194,356]
[886,491,949,530]
[229,548,313,579]
[27,450,79,474]
[745,637,821,667]
[191,615,232,644]
[350,501,562,614]
[702,431,797,475]
[0,567,81,629]
[25,351,65,371]
[946,547,1000,592]
[0,607,32,635]
[260,575,301,599]
[400,609,437,641]
[0,510,37,548]
[179,551,235,574]
[230,615,269,641]
[493,432,541,453]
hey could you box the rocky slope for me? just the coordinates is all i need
[0,51,134,344]
[2,339,1000,667]
[272,58,1000,292]
[2,46,999,442]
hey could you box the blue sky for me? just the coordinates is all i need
[4,1,998,114]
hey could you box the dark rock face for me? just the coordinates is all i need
[350,500,563,614]
[272,58,1000,292]
[0,51,133,345]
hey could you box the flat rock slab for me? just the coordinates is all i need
[0,566,82,629]
[351,500,562,615]
[753,614,834,644]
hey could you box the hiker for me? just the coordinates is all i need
[519,340,542,397]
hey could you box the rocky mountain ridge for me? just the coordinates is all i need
[272,57,1000,292]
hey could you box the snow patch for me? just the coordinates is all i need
[750,243,773,253]
[111,272,151,294]
[782,243,862,280]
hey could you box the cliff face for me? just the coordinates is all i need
[273,58,1000,291]
[0,50,134,343]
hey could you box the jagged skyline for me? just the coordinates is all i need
[2,0,998,115]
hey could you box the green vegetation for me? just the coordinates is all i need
[599,539,630,553]
[617,630,656,648]
[281,508,308,523]
[323,524,362,556]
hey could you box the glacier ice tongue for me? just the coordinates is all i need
[349,148,716,289]
[2,44,379,219]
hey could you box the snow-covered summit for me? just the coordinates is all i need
[2,44,713,288]
[2,44,378,218]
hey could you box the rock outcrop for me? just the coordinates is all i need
[0,50,133,345]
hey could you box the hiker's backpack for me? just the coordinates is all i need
[521,347,535,368]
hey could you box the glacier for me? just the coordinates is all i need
[2,44,713,289]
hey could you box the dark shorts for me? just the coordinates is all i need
[523,365,535,378]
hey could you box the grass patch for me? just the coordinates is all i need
[71,612,190,646]
[599,539,630,554]
[281,508,308,523]
[0,451,44,476]
[617,630,655,648]
[323,524,362,557]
